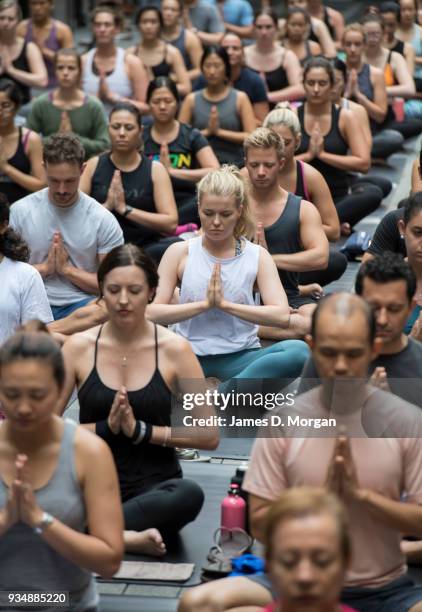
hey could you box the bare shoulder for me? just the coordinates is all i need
[157,325,194,357]
[163,238,189,260]
[25,128,42,146]
[63,326,99,355]
[74,424,113,466]
[56,20,73,36]
[369,65,383,80]
[299,198,319,217]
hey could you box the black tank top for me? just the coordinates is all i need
[392,39,405,57]
[165,27,192,70]
[0,127,31,203]
[264,192,302,301]
[297,104,349,200]
[10,42,31,104]
[309,7,336,43]
[138,44,172,78]
[90,153,158,246]
[78,324,181,501]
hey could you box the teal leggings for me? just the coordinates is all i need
[198,340,309,381]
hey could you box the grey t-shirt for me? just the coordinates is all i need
[189,0,224,33]
[10,188,123,307]
[298,338,422,408]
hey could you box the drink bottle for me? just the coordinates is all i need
[221,484,246,530]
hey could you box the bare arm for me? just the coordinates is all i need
[327,7,344,49]
[253,101,270,126]
[178,93,195,125]
[305,164,340,241]
[39,429,123,578]
[312,19,336,59]
[316,108,370,173]
[411,158,422,194]
[48,301,108,336]
[148,242,210,324]
[219,248,290,328]
[167,145,220,183]
[249,493,273,542]
[205,91,255,144]
[184,30,203,82]
[79,156,99,195]
[267,50,305,104]
[356,488,422,539]
[272,201,329,271]
[404,42,415,76]
[6,41,48,88]
[224,22,254,39]
[387,52,416,98]
[169,46,191,97]
[123,161,178,234]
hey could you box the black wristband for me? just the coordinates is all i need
[131,420,141,443]
[144,422,153,445]
[96,419,116,443]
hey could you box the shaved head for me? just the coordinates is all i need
[311,293,376,344]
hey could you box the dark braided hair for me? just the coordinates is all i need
[0,194,30,262]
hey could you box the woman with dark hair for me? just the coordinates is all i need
[381,1,415,75]
[27,48,110,160]
[81,6,149,115]
[143,76,219,226]
[396,0,422,93]
[0,0,47,107]
[61,243,218,556]
[343,23,405,160]
[362,14,422,139]
[127,6,191,97]
[296,57,383,234]
[161,0,202,82]
[0,194,52,345]
[80,102,179,263]
[283,8,321,66]
[0,78,45,203]
[179,46,255,167]
[244,9,304,105]
[0,331,124,608]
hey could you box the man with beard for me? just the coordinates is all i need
[299,252,422,407]
[178,293,422,612]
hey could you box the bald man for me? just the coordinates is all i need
[179,293,422,612]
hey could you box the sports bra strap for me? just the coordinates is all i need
[94,325,104,366]
[154,323,159,369]
[298,160,310,201]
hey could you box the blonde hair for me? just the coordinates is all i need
[0,0,22,20]
[263,103,301,138]
[264,487,351,564]
[244,127,285,161]
[197,165,255,240]
[343,22,366,44]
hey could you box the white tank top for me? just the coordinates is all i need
[81,47,133,114]
[175,236,261,356]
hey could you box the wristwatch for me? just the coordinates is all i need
[122,205,134,217]
[34,512,54,535]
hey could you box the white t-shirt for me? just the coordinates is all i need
[0,257,53,345]
[10,188,124,306]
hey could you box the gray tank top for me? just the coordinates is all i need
[192,88,243,166]
[0,419,98,611]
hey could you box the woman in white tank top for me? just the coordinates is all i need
[81,6,149,115]
[148,166,309,382]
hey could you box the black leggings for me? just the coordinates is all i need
[143,236,183,263]
[298,248,348,287]
[334,183,383,228]
[123,478,204,540]
[177,196,200,226]
[384,118,422,140]
[371,129,404,158]
[352,175,392,198]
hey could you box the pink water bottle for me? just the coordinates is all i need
[221,484,246,530]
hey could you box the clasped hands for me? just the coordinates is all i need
[308,122,324,159]
[205,263,227,310]
[104,169,126,215]
[325,433,363,501]
[42,232,70,278]
[344,69,361,100]
[107,386,137,438]
[0,455,45,532]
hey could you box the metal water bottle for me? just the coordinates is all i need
[221,484,246,530]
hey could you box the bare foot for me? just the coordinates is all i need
[124,528,166,556]
[341,222,352,237]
